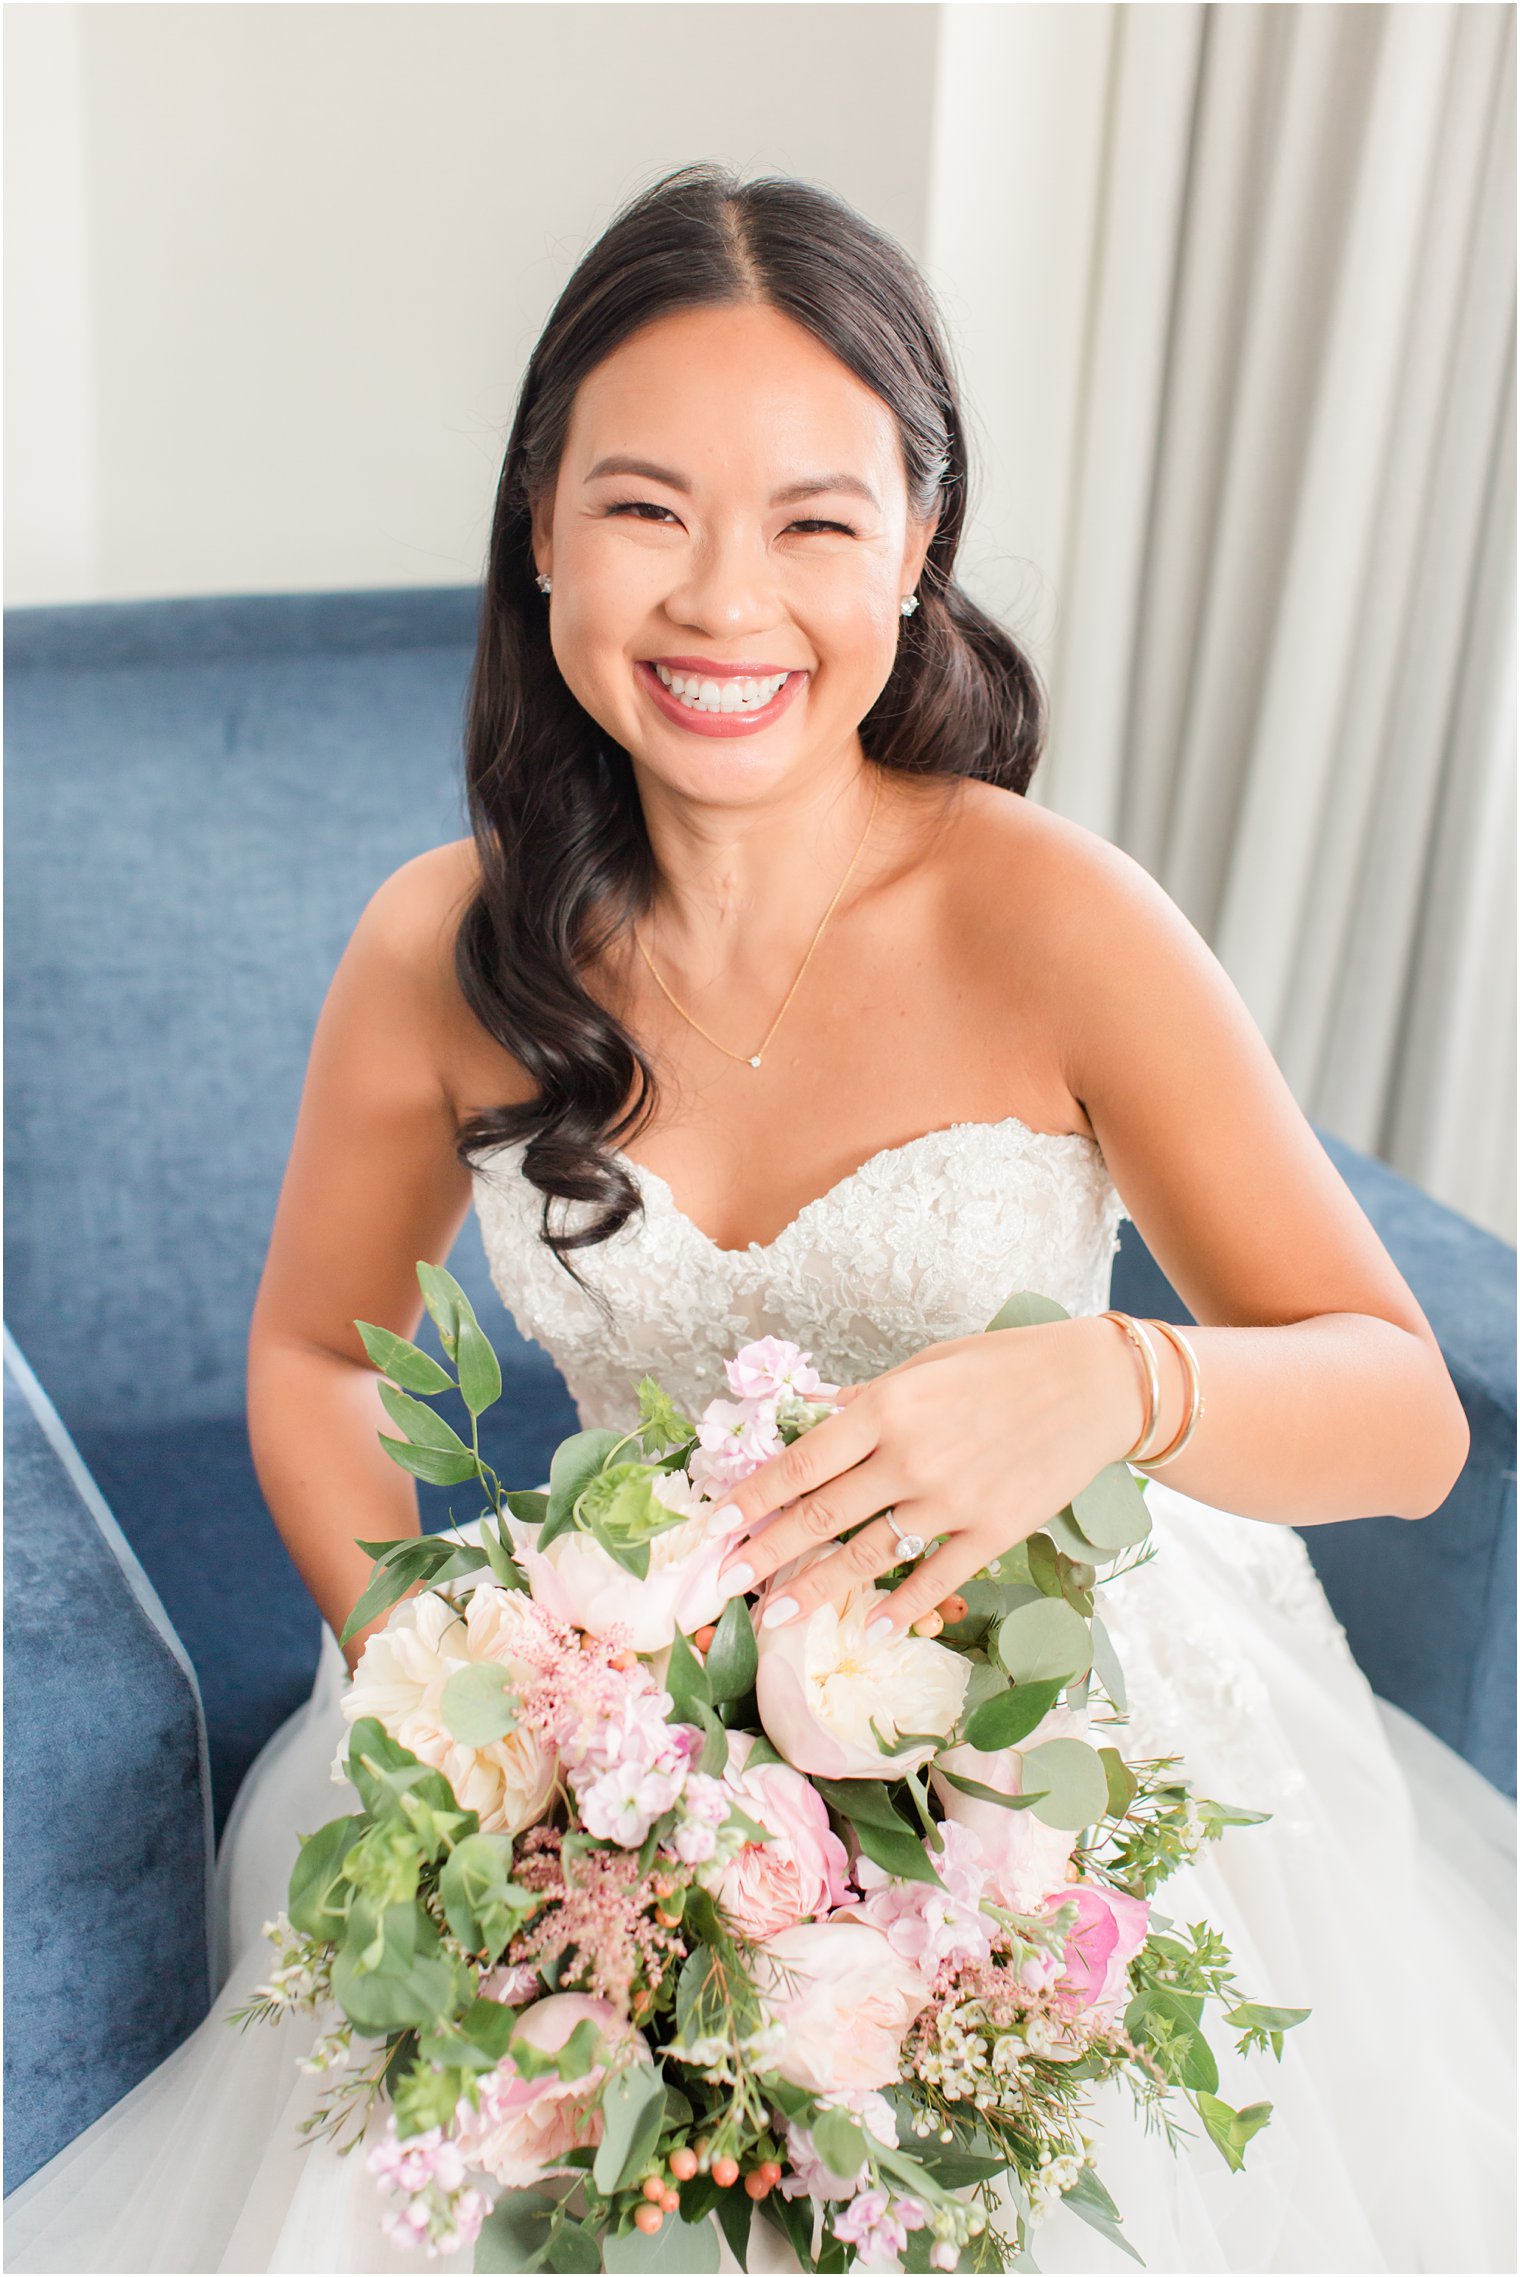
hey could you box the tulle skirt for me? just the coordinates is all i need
[5,1478,1515,2275]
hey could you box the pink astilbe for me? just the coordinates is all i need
[507,1826,686,2013]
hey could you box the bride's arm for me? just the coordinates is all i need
[246,851,480,1676]
[1051,825,1471,1526]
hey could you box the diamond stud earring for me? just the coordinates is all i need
[899,593,919,616]
[536,573,552,595]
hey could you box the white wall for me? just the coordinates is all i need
[4,2,938,604]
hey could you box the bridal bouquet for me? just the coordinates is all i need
[231,1266,1307,2274]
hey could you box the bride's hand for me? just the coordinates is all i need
[714,1316,1143,1640]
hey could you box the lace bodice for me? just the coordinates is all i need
[470,1116,1129,1429]
[470,1114,1355,1811]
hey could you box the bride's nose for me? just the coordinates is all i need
[661,532,782,641]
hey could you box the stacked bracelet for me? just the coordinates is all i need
[1132,1317,1204,1467]
[1099,1310,1171,1462]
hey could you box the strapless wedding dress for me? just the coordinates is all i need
[6,1119,1514,2274]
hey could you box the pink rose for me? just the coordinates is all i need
[451,1994,642,2187]
[715,1731,853,1938]
[1046,1880,1150,2026]
[755,1581,968,1780]
[753,1920,931,2095]
[929,1704,1090,1912]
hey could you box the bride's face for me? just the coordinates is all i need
[530,301,937,802]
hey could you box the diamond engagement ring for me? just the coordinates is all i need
[882,1502,919,1557]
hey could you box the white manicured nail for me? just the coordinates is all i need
[761,1596,800,1630]
[721,1564,756,1598]
[866,1617,895,1643]
[710,1503,746,1535]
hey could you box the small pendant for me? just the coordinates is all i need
[749,1054,763,1068]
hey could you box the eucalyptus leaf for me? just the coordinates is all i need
[503,1489,549,1527]
[1090,1612,1128,1711]
[1070,1461,1152,1552]
[1019,1736,1112,1831]
[1098,1745,1138,1819]
[995,1597,1093,1687]
[1045,1503,1102,1561]
[592,2062,666,2193]
[983,1289,1072,1333]
[440,1662,518,1746]
[473,2188,557,2272]
[810,2107,867,2179]
[604,2217,721,2275]
[1025,1532,1066,1599]
[933,1766,1049,1812]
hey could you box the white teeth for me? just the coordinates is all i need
[652,663,793,712]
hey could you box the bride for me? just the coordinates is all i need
[6,162,1513,2275]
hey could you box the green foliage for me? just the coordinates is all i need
[604,2217,721,2273]
[592,2062,667,2192]
[1194,2091,1275,2172]
[542,1428,625,1549]
[813,1777,943,1886]
[438,1832,533,1962]
[635,1375,697,1456]
[455,1314,503,1415]
[666,1627,713,1725]
[286,1814,364,1939]
[995,1597,1093,1687]
[1018,1736,1111,1831]
[440,1662,519,1746]
[354,1319,455,1395]
[473,2188,558,2272]
[704,1595,758,1703]
[962,1676,1065,1752]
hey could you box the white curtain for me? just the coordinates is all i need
[925,2,1516,1243]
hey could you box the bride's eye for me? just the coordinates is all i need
[787,518,859,537]
[603,500,680,523]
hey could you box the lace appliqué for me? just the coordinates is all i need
[469,1118,1129,1431]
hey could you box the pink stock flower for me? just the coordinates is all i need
[688,1397,789,1500]
[723,1337,838,1405]
[715,1730,854,1938]
[752,1920,931,2095]
[929,1704,1091,1911]
[846,1820,994,1976]
[833,2188,926,2268]
[451,1994,643,2188]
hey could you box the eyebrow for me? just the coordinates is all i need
[584,455,880,511]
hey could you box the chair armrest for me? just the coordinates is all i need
[2,1329,216,2191]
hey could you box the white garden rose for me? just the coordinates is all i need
[335,1584,556,1836]
[754,1579,970,1779]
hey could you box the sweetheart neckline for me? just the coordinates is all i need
[610,1113,1108,1261]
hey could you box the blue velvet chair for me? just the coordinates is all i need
[5,585,1513,2190]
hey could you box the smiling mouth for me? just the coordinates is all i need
[646,661,802,715]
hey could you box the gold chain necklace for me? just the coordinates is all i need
[632,770,882,1070]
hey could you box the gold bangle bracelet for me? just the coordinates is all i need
[1099,1310,1170,1462]
[1133,1318,1204,1468]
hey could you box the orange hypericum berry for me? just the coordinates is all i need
[634,2205,664,2235]
[744,2171,772,2200]
[910,1610,944,1638]
[759,2161,783,2189]
[693,1624,718,1652]
[669,2148,698,2182]
[641,2178,665,2204]
[655,1907,681,1928]
[659,2188,680,2213]
[711,2155,740,2188]
[610,1648,637,1671]
[939,1593,969,1623]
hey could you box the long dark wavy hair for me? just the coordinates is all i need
[453,161,1047,1318]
